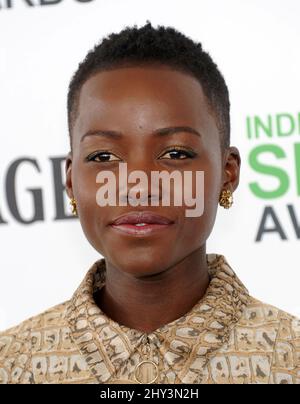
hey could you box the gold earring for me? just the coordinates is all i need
[69,197,78,216]
[219,189,233,209]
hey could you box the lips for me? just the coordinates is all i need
[110,211,174,226]
[109,211,174,237]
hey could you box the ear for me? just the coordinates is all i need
[65,151,73,199]
[222,146,241,192]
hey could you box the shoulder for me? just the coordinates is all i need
[242,296,300,337]
[239,296,300,383]
[241,296,298,324]
[0,300,70,384]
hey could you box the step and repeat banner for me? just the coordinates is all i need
[0,0,299,330]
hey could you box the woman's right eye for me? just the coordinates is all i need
[87,152,121,163]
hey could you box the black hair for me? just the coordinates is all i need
[67,21,230,150]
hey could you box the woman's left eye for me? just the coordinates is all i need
[159,148,196,160]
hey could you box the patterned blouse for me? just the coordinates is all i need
[0,254,299,384]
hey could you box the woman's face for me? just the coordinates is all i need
[66,65,240,276]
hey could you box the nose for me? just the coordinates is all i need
[117,160,161,206]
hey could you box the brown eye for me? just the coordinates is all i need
[160,148,196,160]
[87,152,121,162]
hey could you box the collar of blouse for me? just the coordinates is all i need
[66,253,250,384]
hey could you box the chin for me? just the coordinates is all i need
[112,254,169,278]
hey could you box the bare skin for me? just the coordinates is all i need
[65,65,240,334]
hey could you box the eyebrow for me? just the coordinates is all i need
[80,126,202,142]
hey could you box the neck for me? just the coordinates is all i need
[95,246,210,334]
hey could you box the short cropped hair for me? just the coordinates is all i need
[67,21,230,150]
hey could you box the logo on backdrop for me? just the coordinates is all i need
[247,111,300,242]
[0,0,95,11]
[0,157,73,225]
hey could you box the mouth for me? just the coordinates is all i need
[109,211,175,237]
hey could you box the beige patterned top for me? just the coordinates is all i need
[0,254,299,384]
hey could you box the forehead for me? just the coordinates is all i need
[73,65,217,144]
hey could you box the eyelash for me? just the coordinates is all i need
[160,146,197,160]
[86,146,197,163]
[86,150,119,163]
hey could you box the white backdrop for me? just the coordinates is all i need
[0,0,299,330]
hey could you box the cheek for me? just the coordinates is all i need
[72,163,105,239]
[201,150,223,201]
[75,189,98,222]
[180,157,222,244]
[75,201,112,257]
[72,163,99,209]
[201,159,223,236]
[180,207,216,249]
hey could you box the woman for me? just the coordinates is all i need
[0,21,299,384]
